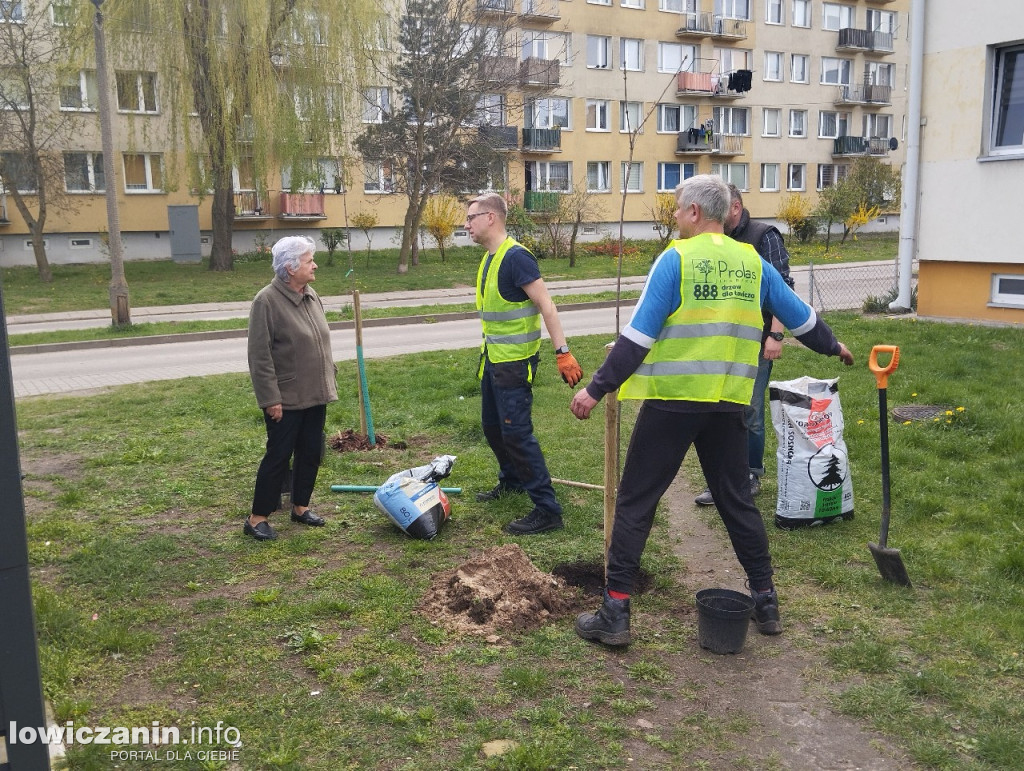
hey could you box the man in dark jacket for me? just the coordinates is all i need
[695,184,795,506]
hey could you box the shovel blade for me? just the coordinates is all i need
[868,542,912,587]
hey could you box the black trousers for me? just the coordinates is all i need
[251,404,327,517]
[606,404,775,595]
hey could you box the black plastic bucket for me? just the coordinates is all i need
[695,588,755,654]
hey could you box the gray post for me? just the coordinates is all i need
[808,260,816,309]
[0,282,52,771]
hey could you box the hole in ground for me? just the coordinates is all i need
[552,560,653,598]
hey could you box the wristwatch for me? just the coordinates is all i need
[768,331,785,342]
[554,345,570,355]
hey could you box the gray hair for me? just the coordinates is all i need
[727,182,743,207]
[676,174,730,224]
[271,236,315,281]
[469,191,507,220]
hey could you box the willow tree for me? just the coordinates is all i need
[97,0,378,270]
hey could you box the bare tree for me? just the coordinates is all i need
[0,1,91,282]
[537,183,604,267]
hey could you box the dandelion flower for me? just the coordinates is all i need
[911,393,918,398]
[945,410,954,416]
[857,419,865,425]
[903,420,912,425]
[946,419,952,424]
[956,406,965,412]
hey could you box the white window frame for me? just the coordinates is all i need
[281,157,342,193]
[766,0,783,25]
[0,66,28,109]
[660,0,697,12]
[59,70,98,111]
[588,0,612,5]
[789,109,807,137]
[363,159,395,194]
[863,113,892,139]
[530,160,572,192]
[1,1,23,22]
[865,8,896,34]
[527,97,571,129]
[866,61,895,87]
[818,110,849,139]
[792,0,810,28]
[587,35,612,69]
[760,163,780,192]
[621,161,643,193]
[657,103,696,133]
[790,54,809,84]
[821,57,852,86]
[361,88,390,124]
[764,51,783,82]
[122,153,163,193]
[715,0,750,21]
[988,43,1024,156]
[711,162,748,190]
[619,100,643,133]
[991,273,1024,308]
[658,42,693,74]
[585,99,611,131]
[620,38,644,72]
[787,163,805,191]
[763,108,781,137]
[714,106,749,135]
[822,2,854,31]
[50,0,73,26]
[587,161,611,192]
[657,161,694,192]
[64,152,105,193]
[621,0,645,8]
[115,71,158,114]
[816,163,849,190]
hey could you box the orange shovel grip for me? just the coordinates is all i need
[868,345,900,389]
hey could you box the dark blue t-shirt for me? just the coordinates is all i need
[481,244,541,302]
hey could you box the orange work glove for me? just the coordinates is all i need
[556,351,583,387]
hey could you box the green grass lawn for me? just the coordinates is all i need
[15,313,1024,769]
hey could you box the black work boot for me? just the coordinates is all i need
[575,590,631,646]
[503,507,563,535]
[751,587,783,635]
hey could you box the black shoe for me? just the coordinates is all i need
[503,507,563,535]
[576,590,631,646]
[694,487,715,506]
[291,509,326,526]
[751,588,783,635]
[244,517,277,541]
[475,484,521,503]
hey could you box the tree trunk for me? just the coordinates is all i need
[209,185,235,271]
[29,228,52,283]
[569,213,582,268]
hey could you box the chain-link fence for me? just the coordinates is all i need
[790,259,917,313]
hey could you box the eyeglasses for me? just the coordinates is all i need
[466,211,492,223]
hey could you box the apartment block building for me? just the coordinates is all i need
[0,0,909,266]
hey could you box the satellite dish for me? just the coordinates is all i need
[889,137,899,151]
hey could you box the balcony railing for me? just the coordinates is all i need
[478,125,519,150]
[712,14,748,39]
[676,70,715,95]
[523,191,560,213]
[476,0,514,15]
[233,190,268,217]
[520,57,560,87]
[715,134,745,155]
[480,55,518,84]
[520,0,559,22]
[675,12,747,39]
[837,27,894,53]
[835,83,892,106]
[833,136,891,156]
[522,127,561,152]
[279,192,326,219]
[676,131,744,155]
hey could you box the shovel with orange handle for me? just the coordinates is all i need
[867,345,912,587]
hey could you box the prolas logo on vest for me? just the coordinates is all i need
[690,257,758,302]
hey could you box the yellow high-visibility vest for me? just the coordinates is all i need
[620,233,764,404]
[476,237,541,377]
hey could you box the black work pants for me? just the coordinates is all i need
[251,404,326,516]
[606,404,774,594]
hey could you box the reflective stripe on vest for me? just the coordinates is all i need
[620,233,764,404]
[476,237,541,374]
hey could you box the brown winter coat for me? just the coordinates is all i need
[247,277,338,410]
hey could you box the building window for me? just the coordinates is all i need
[866,8,896,34]
[620,38,644,72]
[522,31,571,66]
[789,109,807,137]
[622,0,645,8]
[821,57,852,86]
[791,54,809,83]
[657,161,694,191]
[764,51,783,82]
[712,162,748,190]
[621,161,643,193]
[866,61,894,87]
[990,44,1024,153]
[715,0,750,21]
[0,65,28,108]
[530,161,571,192]
[761,163,780,192]
[527,97,571,129]
[714,106,749,135]
[991,273,1024,308]
[474,93,506,127]
[763,108,781,137]
[817,163,849,189]
[766,0,783,24]
[657,103,696,133]
[818,110,849,138]
[660,0,697,11]
[282,158,341,192]
[115,71,158,113]
[361,88,390,123]
[792,0,810,28]
[587,35,612,69]
[50,0,73,26]
[586,99,610,131]
[363,159,395,193]
[863,113,892,139]
[0,152,36,193]
[714,46,752,74]
[620,100,642,133]
[822,2,854,31]
[1,1,24,22]
[587,161,611,192]
[122,153,163,192]
[787,163,805,191]
[64,152,105,192]
[587,0,612,5]
[659,42,694,74]
[59,70,98,111]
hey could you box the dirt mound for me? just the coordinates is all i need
[327,429,406,452]
[420,544,584,637]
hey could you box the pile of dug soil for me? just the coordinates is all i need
[420,544,584,637]
[327,429,406,452]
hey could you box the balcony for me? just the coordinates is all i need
[674,12,747,40]
[476,0,514,16]
[711,14,748,40]
[521,127,561,152]
[278,192,326,221]
[676,70,715,95]
[478,125,519,150]
[837,27,894,54]
[676,12,711,38]
[714,134,745,155]
[233,191,271,219]
[523,191,560,214]
[833,135,891,157]
[479,55,518,85]
[520,0,559,23]
[835,84,892,105]
[520,57,560,87]
[676,129,715,153]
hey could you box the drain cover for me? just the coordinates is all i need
[891,404,951,422]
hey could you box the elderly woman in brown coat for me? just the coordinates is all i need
[245,235,338,541]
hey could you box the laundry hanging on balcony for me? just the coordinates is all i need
[726,69,753,93]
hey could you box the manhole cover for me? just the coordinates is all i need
[891,404,951,422]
